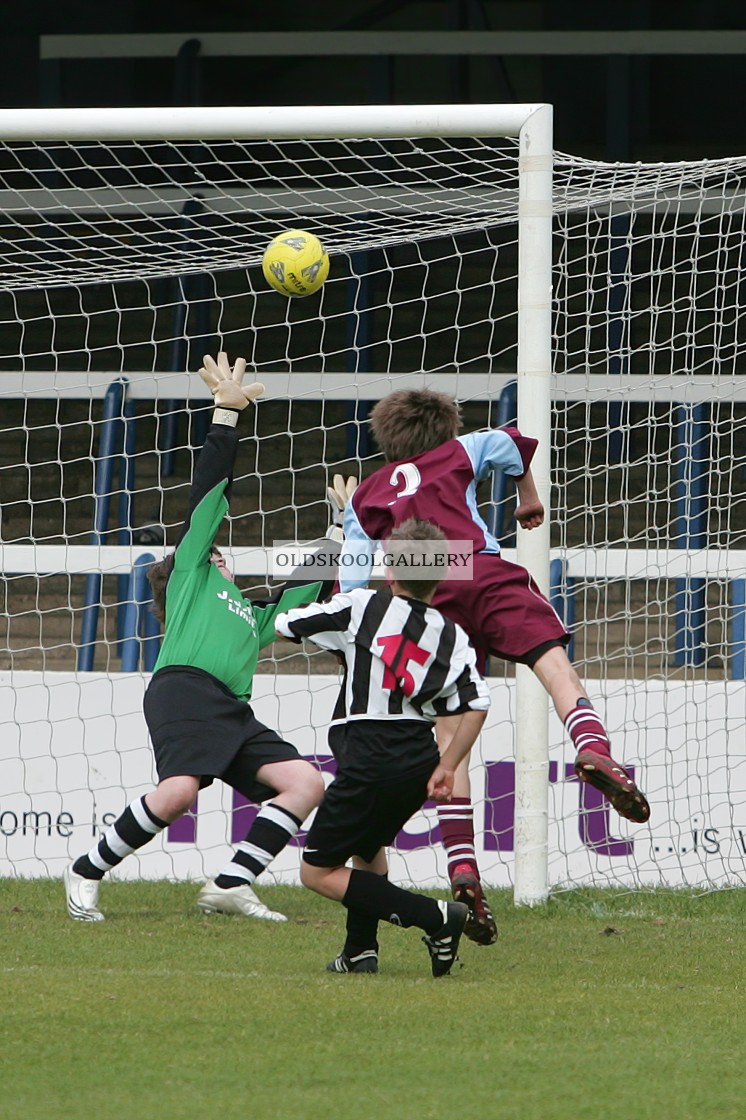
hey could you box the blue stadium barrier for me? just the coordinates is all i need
[120,554,158,672]
[76,373,741,678]
[672,402,710,667]
[731,580,746,681]
[487,379,517,542]
[77,378,129,671]
[550,556,575,663]
[115,396,137,649]
[142,587,163,671]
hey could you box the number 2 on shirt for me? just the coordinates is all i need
[387,462,421,505]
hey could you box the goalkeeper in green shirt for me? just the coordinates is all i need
[64,353,331,924]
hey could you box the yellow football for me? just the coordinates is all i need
[261,229,330,298]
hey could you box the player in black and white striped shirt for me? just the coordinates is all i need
[276,519,490,977]
[282,583,487,729]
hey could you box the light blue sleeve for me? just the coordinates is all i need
[339,502,376,592]
[457,430,526,482]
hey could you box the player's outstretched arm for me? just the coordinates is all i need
[427,709,488,802]
[173,354,265,557]
[514,466,545,530]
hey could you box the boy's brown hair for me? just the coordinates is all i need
[386,518,448,600]
[147,554,175,624]
[147,545,223,623]
[370,389,462,462]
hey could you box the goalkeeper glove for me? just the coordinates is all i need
[199,352,265,426]
[326,473,358,543]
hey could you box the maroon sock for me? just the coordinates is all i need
[437,797,479,881]
[565,699,611,758]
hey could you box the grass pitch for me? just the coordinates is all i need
[2,879,744,1120]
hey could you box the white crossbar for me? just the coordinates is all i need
[2,373,746,402]
[2,544,745,580]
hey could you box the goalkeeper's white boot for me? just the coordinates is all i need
[196,879,287,922]
[64,864,105,922]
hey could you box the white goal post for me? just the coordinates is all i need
[0,103,554,903]
[1,104,745,902]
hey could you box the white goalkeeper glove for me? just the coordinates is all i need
[199,352,265,426]
[325,473,358,543]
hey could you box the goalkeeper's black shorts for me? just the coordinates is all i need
[144,665,300,802]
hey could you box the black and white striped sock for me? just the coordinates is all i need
[214,802,302,888]
[72,796,168,880]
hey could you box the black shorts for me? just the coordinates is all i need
[303,720,438,867]
[303,768,434,867]
[143,665,300,802]
[328,719,438,781]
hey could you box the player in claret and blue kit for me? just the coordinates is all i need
[64,354,327,924]
[339,389,651,945]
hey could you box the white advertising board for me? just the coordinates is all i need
[1,671,745,889]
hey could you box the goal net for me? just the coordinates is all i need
[1,105,744,898]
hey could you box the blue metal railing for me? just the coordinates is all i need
[79,198,214,669]
[78,378,162,672]
[78,378,129,671]
[77,371,742,678]
[487,379,517,542]
[672,402,711,667]
[550,556,575,663]
[120,553,160,672]
[485,383,744,679]
[115,395,137,649]
[732,580,746,680]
